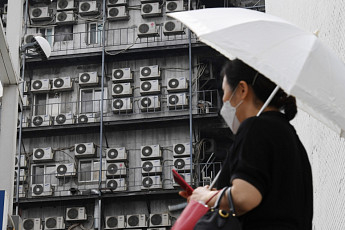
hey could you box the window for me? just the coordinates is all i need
[80,88,107,114]
[87,23,103,44]
[32,165,57,185]
[34,93,62,116]
[54,25,73,42]
[38,27,54,47]
[79,159,106,182]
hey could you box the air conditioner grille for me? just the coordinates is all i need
[142,146,153,156]
[113,99,124,109]
[67,208,79,219]
[58,0,69,9]
[107,216,118,228]
[107,164,118,174]
[107,149,118,159]
[32,80,43,90]
[24,219,35,230]
[54,78,65,88]
[34,149,45,159]
[113,84,124,94]
[168,79,179,88]
[80,73,91,82]
[78,115,89,123]
[56,114,67,124]
[169,95,179,105]
[128,215,139,226]
[174,158,185,169]
[109,7,119,16]
[76,144,87,154]
[174,144,185,154]
[141,97,152,107]
[33,116,44,126]
[151,214,162,225]
[140,23,152,33]
[142,161,153,172]
[46,218,57,228]
[25,35,35,44]
[57,165,67,175]
[142,177,153,188]
[167,2,177,11]
[165,21,176,31]
[107,179,118,189]
[33,184,44,195]
[141,81,152,91]
[32,8,42,17]
[80,2,91,11]
[142,4,153,13]
[113,69,124,79]
[141,67,152,77]
[57,11,67,21]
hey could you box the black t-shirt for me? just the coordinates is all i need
[217,111,313,230]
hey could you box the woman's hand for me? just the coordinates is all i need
[179,185,217,204]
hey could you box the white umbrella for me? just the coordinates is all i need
[170,8,345,137]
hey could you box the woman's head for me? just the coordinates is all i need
[221,59,297,121]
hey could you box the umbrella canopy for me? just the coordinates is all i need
[170,8,345,137]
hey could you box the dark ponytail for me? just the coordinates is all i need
[221,59,297,121]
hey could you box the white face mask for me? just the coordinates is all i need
[220,87,243,134]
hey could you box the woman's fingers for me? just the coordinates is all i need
[179,191,189,199]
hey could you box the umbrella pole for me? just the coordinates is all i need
[256,85,280,116]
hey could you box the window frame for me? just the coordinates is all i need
[33,92,62,116]
[78,158,106,183]
[79,87,107,114]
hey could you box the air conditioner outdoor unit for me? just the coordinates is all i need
[30,6,51,21]
[141,2,162,18]
[140,80,161,95]
[31,183,53,197]
[173,172,191,187]
[22,95,30,107]
[163,20,184,36]
[14,169,26,183]
[31,79,51,92]
[57,0,75,11]
[140,96,161,112]
[23,218,41,230]
[105,215,126,229]
[140,65,160,79]
[45,216,65,229]
[33,147,54,162]
[106,147,127,162]
[168,93,188,109]
[15,155,27,168]
[112,67,133,82]
[126,214,147,228]
[32,115,51,127]
[141,175,162,190]
[66,207,87,221]
[141,159,162,174]
[56,11,76,24]
[173,157,191,171]
[55,112,74,125]
[107,0,127,5]
[74,142,96,158]
[173,142,191,157]
[79,1,98,15]
[78,72,99,86]
[52,76,73,91]
[77,113,96,123]
[55,163,77,178]
[23,33,43,45]
[107,6,129,20]
[18,117,29,128]
[137,22,159,38]
[141,144,161,159]
[15,184,26,198]
[149,213,171,227]
[106,162,127,177]
[167,77,188,92]
[112,83,133,97]
[106,178,127,191]
[112,98,133,113]
[166,0,184,12]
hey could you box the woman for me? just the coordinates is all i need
[181,59,313,229]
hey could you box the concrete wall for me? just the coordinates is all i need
[266,1,345,229]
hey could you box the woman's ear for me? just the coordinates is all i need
[237,80,249,100]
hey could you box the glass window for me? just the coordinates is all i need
[54,25,73,42]
[80,89,93,113]
[34,93,61,115]
[38,27,54,47]
[80,88,107,113]
[88,23,103,44]
[79,160,92,182]
[32,165,44,184]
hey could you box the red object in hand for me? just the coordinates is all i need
[172,169,194,196]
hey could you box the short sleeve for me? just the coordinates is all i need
[231,119,272,196]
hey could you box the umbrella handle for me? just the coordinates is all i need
[256,85,280,116]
